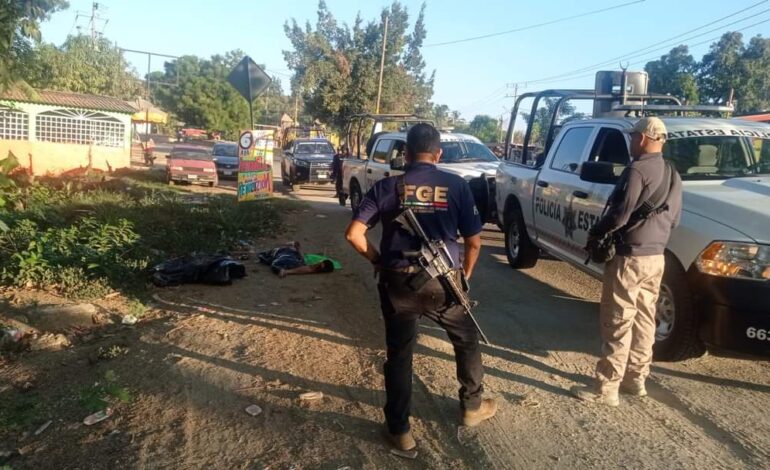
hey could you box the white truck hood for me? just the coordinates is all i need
[437,161,500,179]
[684,176,770,244]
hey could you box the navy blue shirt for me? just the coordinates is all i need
[353,162,483,269]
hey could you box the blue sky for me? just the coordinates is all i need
[39,0,770,121]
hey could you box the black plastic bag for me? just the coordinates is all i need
[150,255,246,287]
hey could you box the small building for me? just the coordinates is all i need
[0,87,137,175]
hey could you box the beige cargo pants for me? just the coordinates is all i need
[595,254,665,393]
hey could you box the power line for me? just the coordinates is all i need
[515,5,770,87]
[522,16,770,87]
[425,0,645,47]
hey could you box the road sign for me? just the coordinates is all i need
[228,56,272,129]
[227,56,271,104]
[238,130,254,150]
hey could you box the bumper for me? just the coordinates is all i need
[170,172,217,184]
[292,164,333,184]
[689,269,770,355]
[215,165,239,178]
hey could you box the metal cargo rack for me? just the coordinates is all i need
[343,113,434,159]
[505,72,735,166]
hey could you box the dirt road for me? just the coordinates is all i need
[3,183,770,469]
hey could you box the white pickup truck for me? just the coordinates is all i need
[341,131,501,222]
[496,116,770,360]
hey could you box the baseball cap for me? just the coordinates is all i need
[623,116,667,141]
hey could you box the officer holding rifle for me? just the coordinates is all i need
[345,123,496,453]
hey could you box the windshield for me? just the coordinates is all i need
[295,142,334,154]
[663,136,770,180]
[212,144,238,157]
[170,148,210,160]
[439,140,498,163]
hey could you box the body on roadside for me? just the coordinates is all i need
[345,123,496,451]
[572,117,683,406]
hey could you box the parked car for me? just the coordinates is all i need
[211,142,239,179]
[496,94,770,360]
[166,145,218,187]
[281,138,336,191]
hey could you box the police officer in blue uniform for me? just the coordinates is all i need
[345,123,497,452]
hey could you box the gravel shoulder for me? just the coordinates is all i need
[1,186,769,469]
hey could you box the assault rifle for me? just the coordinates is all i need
[394,208,491,345]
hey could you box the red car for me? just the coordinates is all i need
[166,145,218,187]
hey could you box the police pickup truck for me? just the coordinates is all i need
[339,115,500,222]
[496,72,770,360]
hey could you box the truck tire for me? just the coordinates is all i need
[652,256,706,361]
[504,203,538,269]
[338,192,347,207]
[349,180,363,212]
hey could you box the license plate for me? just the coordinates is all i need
[188,174,198,180]
[224,171,233,176]
[317,173,328,179]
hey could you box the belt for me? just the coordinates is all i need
[382,266,421,274]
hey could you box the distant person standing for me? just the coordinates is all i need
[571,117,682,406]
[331,145,349,198]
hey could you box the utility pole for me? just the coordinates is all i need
[375,15,389,114]
[120,48,179,136]
[293,92,299,124]
[264,83,269,123]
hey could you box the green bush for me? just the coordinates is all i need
[0,171,285,299]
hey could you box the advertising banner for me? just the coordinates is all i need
[237,129,274,202]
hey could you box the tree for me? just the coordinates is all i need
[737,35,770,112]
[698,32,746,105]
[0,0,68,90]
[150,50,289,138]
[520,98,584,147]
[283,1,434,129]
[454,115,499,143]
[644,45,699,104]
[19,35,142,99]
[432,103,449,127]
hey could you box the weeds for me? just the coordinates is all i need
[79,370,131,412]
[0,169,285,300]
[0,392,41,431]
[97,345,129,361]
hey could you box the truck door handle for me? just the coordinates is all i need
[510,176,517,183]
[536,180,549,188]
[366,169,372,174]
[572,190,589,199]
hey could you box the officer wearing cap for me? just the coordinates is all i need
[345,123,496,452]
[571,116,683,406]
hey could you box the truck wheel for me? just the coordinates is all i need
[281,169,290,186]
[338,192,347,207]
[504,204,538,268]
[349,180,363,212]
[652,257,706,361]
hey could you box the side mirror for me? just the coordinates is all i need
[580,161,623,184]
[390,155,406,171]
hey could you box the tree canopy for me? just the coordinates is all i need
[150,50,289,138]
[454,115,500,143]
[0,0,68,90]
[17,35,142,99]
[283,0,434,130]
[646,33,770,112]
